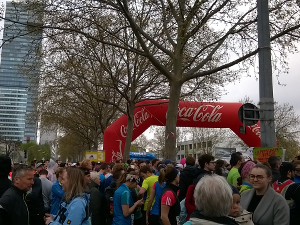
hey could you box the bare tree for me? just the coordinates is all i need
[1,1,300,160]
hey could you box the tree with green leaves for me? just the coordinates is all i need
[21,141,51,163]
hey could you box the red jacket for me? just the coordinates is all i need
[185,184,196,220]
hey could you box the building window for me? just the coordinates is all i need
[177,155,180,160]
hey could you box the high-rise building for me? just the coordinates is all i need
[0,1,41,142]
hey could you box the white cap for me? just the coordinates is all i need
[176,164,183,169]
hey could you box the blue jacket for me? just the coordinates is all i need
[49,194,90,225]
[50,181,65,215]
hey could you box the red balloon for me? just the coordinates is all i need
[103,100,261,162]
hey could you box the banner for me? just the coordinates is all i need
[129,152,156,161]
[85,151,105,162]
[215,147,236,158]
[253,147,282,163]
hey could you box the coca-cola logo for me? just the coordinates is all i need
[177,105,223,122]
[120,107,151,138]
[249,124,261,137]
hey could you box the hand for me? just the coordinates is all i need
[136,199,144,206]
[44,213,53,225]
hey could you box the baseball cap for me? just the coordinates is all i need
[176,164,183,169]
[164,159,172,165]
[36,162,44,168]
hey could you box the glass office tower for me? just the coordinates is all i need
[0,1,41,142]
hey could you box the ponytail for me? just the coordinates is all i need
[158,167,166,185]
[158,164,178,185]
[117,172,127,187]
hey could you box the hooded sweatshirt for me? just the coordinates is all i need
[179,166,197,201]
[184,210,238,225]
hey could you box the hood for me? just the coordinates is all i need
[0,155,11,177]
[195,168,212,184]
[47,159,57,171]
[189,218,225,225]
[183,165,197,174]
[190,210,238,225]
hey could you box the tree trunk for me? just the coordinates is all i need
[165,81,182,161]
[91,130,98,151]
[123,103,135,162]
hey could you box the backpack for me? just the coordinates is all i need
[281,182,299,210]
[179,198,187,225]
[104,182,117,225]
[273,180,294,194]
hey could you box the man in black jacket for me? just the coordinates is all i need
[0,164,34,225]
[195,154,215,184]
[0,155,12,197]
[178,156,196,201]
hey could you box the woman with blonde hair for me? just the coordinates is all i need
[80,159,92,171]
[159,164,180,225]
[44,167,90,225]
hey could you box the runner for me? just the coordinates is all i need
[159,164,180,225]
[273,162,300,225]
[227,153,243,187]
[112,171,143,225]
[138,166,158,224]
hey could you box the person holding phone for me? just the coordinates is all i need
[112,171,144,225]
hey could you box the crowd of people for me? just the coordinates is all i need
[0,153,299,225]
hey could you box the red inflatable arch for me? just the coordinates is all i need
[103,100,261,162]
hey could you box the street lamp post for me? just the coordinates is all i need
[257,0,276,147]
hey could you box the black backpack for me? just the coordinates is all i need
[104,181,117,225]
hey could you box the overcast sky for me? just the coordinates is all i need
[221,51,300,115]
